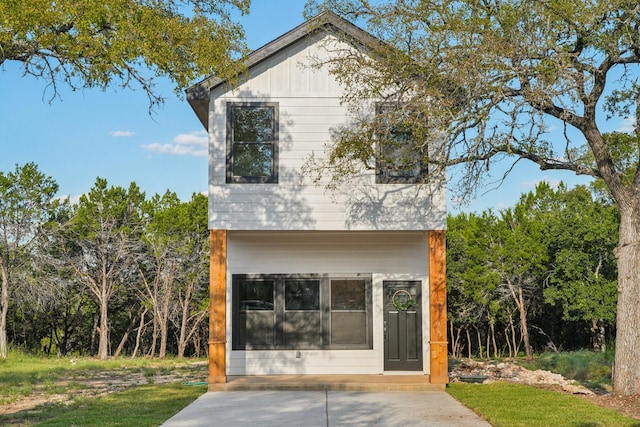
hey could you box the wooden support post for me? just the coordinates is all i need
[209,229,227,384]
[429,230,449,384]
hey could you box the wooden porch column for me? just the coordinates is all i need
[429,230,449,384]
[209,229,227,384]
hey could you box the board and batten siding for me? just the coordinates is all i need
[226,230,431,375]
[208,32,446,232]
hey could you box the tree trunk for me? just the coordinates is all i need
[506,278,532,360]
[177,312,206,358]
[508,312,519,357]
[113,329,129,358]
[148,317,158,357]
[613,204,640,395]
[449,321,462,358]
[158,305,169,359]
[158,272,174,359]
[131,308,148,358]
[0,260,8,359]
[91,313,98,354]
[504,327,513,358]
[517,287,533,361]
[490,320,498,358]
[466,328,472,359]
[113,309,136,358]
[177,292,191,359]
[590,319,606,353]
[484,331,489,359]
[97,294,109,360]
[453,327,462,358]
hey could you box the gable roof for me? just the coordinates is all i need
[186,11,381,129]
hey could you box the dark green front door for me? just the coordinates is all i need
[383,281,422,371]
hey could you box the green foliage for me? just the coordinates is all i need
[447,182,619,357]
[304,1,640,198]
[62,178,148,359]
[305,1,640,393]
[447,382,639,427]
[536,185,618,349]
[0,0,250,106]
[1,164,210,358]
[447,211,503,332]
[0,162,61,358]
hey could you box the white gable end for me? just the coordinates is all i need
[210,32,343,99]
[202,25,446,231]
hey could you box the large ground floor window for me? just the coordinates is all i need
[232,274,372,350]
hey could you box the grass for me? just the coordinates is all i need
[447,382,640,427]
[2,349,638,426]
[0,350,204,404]
[0,349,208,426]
[23,383,206,427]
[448,350,638,426]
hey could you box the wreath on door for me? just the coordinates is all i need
[391,289,415,311]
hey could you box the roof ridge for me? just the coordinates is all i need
[186,11,380,129]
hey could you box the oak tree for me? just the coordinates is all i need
[1,0,249,105]
[305,1,640,394]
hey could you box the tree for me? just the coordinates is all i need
[305,0,640,395]
[0,163,59,359]
[138,190,183,358]
[61,178,144,359]
[493,203,547,360]
[538,184,618,352]
[447,212,504,358]
[136,191,208,358]
[137,191,180,358]
[15,214,95,356]
[448,206,547,360]
[170,193,209,358]
[1,0,249,106]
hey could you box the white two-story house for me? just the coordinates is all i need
[186,11,448,387]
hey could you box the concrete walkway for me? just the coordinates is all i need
[161,390,492,426]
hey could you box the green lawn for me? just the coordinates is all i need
[0,351,208,426]
[3,350,640,426]
[447,382,640,427]
[32,383,206,427]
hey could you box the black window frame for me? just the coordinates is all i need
[226,102,279,184]
[375,103,429,184]
[232,274,373,351]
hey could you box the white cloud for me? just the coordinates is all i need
[109,130,135,137]
[142,131,208,157]
[617,117,636,133]
[173,131,208,145]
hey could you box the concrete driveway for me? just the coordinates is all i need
[161,390,492,426]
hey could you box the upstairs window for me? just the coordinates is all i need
[226,103,278,183]
[375,104,428,184]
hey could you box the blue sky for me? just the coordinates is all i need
[0,0,614,213]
